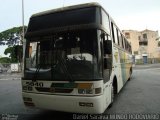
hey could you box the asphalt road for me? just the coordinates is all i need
[0,64,160,120]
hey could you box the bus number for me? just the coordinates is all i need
[26,82,44,87]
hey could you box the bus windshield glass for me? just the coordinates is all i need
[24,30,102,81]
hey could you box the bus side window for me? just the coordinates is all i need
[104,38,112,54]
[111,22,115,43]
[121,34,124,49]
[130,44,132,53]
[116,29,120,45]
[117,30,123,47]
[103,34,112,69]
[124,39,127,51]
[101,9,110,34]
[125,40,129,52]
[113,25,118,45]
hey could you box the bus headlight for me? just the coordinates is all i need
[77,83,102,95]
[95,87,102,94]
[78,89,93,94]
[78,88,102,94]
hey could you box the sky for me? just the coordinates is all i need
[0,0,160,57]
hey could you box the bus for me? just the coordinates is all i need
[22,2,132,114]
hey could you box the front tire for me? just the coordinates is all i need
[128,68,132,80]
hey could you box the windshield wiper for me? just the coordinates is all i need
[32,64,41,82]
[32,54,47,82]
[53,37,74,82]
[57,54,74,82]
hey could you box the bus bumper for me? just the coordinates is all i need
[22,92,105,114]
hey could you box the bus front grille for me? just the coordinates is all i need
[35,87,73,93]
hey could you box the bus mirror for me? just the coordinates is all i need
[100,33,105,39]
[104,58,112,69]
[104,40,112,54]
[55,39,64,48]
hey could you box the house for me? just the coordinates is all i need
[123,29,160,64]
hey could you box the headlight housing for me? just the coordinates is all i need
[78,89,93,94]
[77,83,102,95]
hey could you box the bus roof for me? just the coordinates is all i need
[31,2,101,18]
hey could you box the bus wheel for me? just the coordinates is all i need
[128,68,132,81]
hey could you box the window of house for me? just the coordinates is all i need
[143,34,147,39]
[139,42,148,46]
[138,36,141,40]
[134,51,138,55]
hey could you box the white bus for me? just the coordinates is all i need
[22,2,132,114]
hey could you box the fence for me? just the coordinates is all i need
[0,63,22,73]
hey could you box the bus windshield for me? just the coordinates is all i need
[24,30,102,81]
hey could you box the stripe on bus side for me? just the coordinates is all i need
[119,50,127,85]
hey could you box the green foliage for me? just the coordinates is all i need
[0,26,27,41]
[0,26,27,63]
[4,45,22,63]
[0,57,11,63]
[4,47,13,55]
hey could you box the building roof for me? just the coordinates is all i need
[141,29,158,33]
[123,29,158,33]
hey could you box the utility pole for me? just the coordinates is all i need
[22,0,25,72]
[63,0,65,7]
[22,0,25,42]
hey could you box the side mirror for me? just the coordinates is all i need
[104,40,112,54]
[55,39,64,48]
[104,58,112,69]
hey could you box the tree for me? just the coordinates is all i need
[4,46,16,62]
[0,57,11,63]
[0,26,27,63]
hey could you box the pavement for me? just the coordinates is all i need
[0,73,22,80]
[133,63,160,71]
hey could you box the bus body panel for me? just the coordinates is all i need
[112,45,132,93]
[22,80,112,114]
[103,80,112,109]
[112,46,123,93]
[22,80,104,95]
[22,79,113,114]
